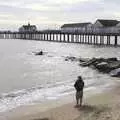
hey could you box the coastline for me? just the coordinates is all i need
[1,93,75,120]
[1,82,120,120]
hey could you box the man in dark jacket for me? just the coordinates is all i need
[74,76,84,107]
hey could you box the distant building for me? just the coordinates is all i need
[116,22,120,33]
[61,22,92,32]
[94,19,119,27]
[116,22,120,27]
[93,19,120,33]
[19,23,37,32]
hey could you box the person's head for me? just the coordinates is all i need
[78,76,82,81]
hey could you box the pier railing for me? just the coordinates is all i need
[0,30,120,46]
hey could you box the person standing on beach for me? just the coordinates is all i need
[74,76,84,107]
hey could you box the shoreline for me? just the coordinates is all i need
[1,93,75,120]
[1,82,119,120]
[0,81,107,114]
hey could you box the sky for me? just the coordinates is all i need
[0,0,120,31]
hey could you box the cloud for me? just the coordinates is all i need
[0,0,120,30]
[23,0,100,11]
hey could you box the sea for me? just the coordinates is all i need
[0,38,120,113]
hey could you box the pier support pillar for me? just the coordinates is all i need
[90,35,92,44]
[71,34,74,43]
[56,34,58,41]
[59,34,62,42]
[67,34,70,42]
[80,35,82,43]
[114,35,118,46]
[107,35,110,45]
[52,34,54,41]
[63,34,65,42]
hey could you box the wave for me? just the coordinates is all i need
[0,80,76,113]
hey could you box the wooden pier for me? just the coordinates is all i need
[0,30,120,46]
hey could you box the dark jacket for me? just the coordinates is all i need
[74,79,84,92]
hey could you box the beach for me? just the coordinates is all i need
[1,82,120,120]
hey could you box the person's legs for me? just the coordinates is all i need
[76,99,78,105]
[80,97,82,106]
[76,92,79,105]
[80,91,83,106]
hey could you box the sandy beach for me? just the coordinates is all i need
[1,82,120,120]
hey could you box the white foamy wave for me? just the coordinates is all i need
[0,80,75,113]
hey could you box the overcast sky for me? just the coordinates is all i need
[0,0,120,30]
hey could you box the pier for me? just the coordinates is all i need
[0,30,120,46]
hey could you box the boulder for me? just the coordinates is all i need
[95,62,111,73]
[35,51,43,55]
[106,57,118,62]
[79,57,120,77]
[110,68,120,77]
[79,58,90,62]
[79,58,97,66]
[65,56,78,61]
[108,62,120,70]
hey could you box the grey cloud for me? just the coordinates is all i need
[103,0,120,4]
[0,0,120,30]
[64,1,104,13]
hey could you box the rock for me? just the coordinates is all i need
[110,68,120,77]
[96,62,108,66]
[65,58,69,61]
[108,61,120,69]
[107,57,118,62]
[35,51,43,55]
[65,56,120,77]
[79,58,95,66]
[79,58,90,62]
[95,61,120,73]
[80,58,102,67]
[65,56,78,61]
[95,62,111,73]
[79,62,89,67]
[79,57,120,74]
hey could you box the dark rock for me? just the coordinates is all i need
[79,58,90,62]
[108,62,120,69]
[95,62,110,73]
[35,51,43,55]
[79,58,95,66]
[65,58,69,61]
[79,57,120,76]
[65,56,78,61]
[107,58,118,62]
[110,68,120,77]
[65,56,120,77]
[80,58,102,67]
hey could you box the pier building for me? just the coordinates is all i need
[61,22,92,33]
[19,22,37,32]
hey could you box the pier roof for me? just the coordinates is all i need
[61,22,91,28]
[22,25,36,29]
[96,19,119,27]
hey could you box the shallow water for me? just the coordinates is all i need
[0,39,119,112]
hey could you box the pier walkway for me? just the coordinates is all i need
[0,30,120,46]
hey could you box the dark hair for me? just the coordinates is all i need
[78,76,82,80]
